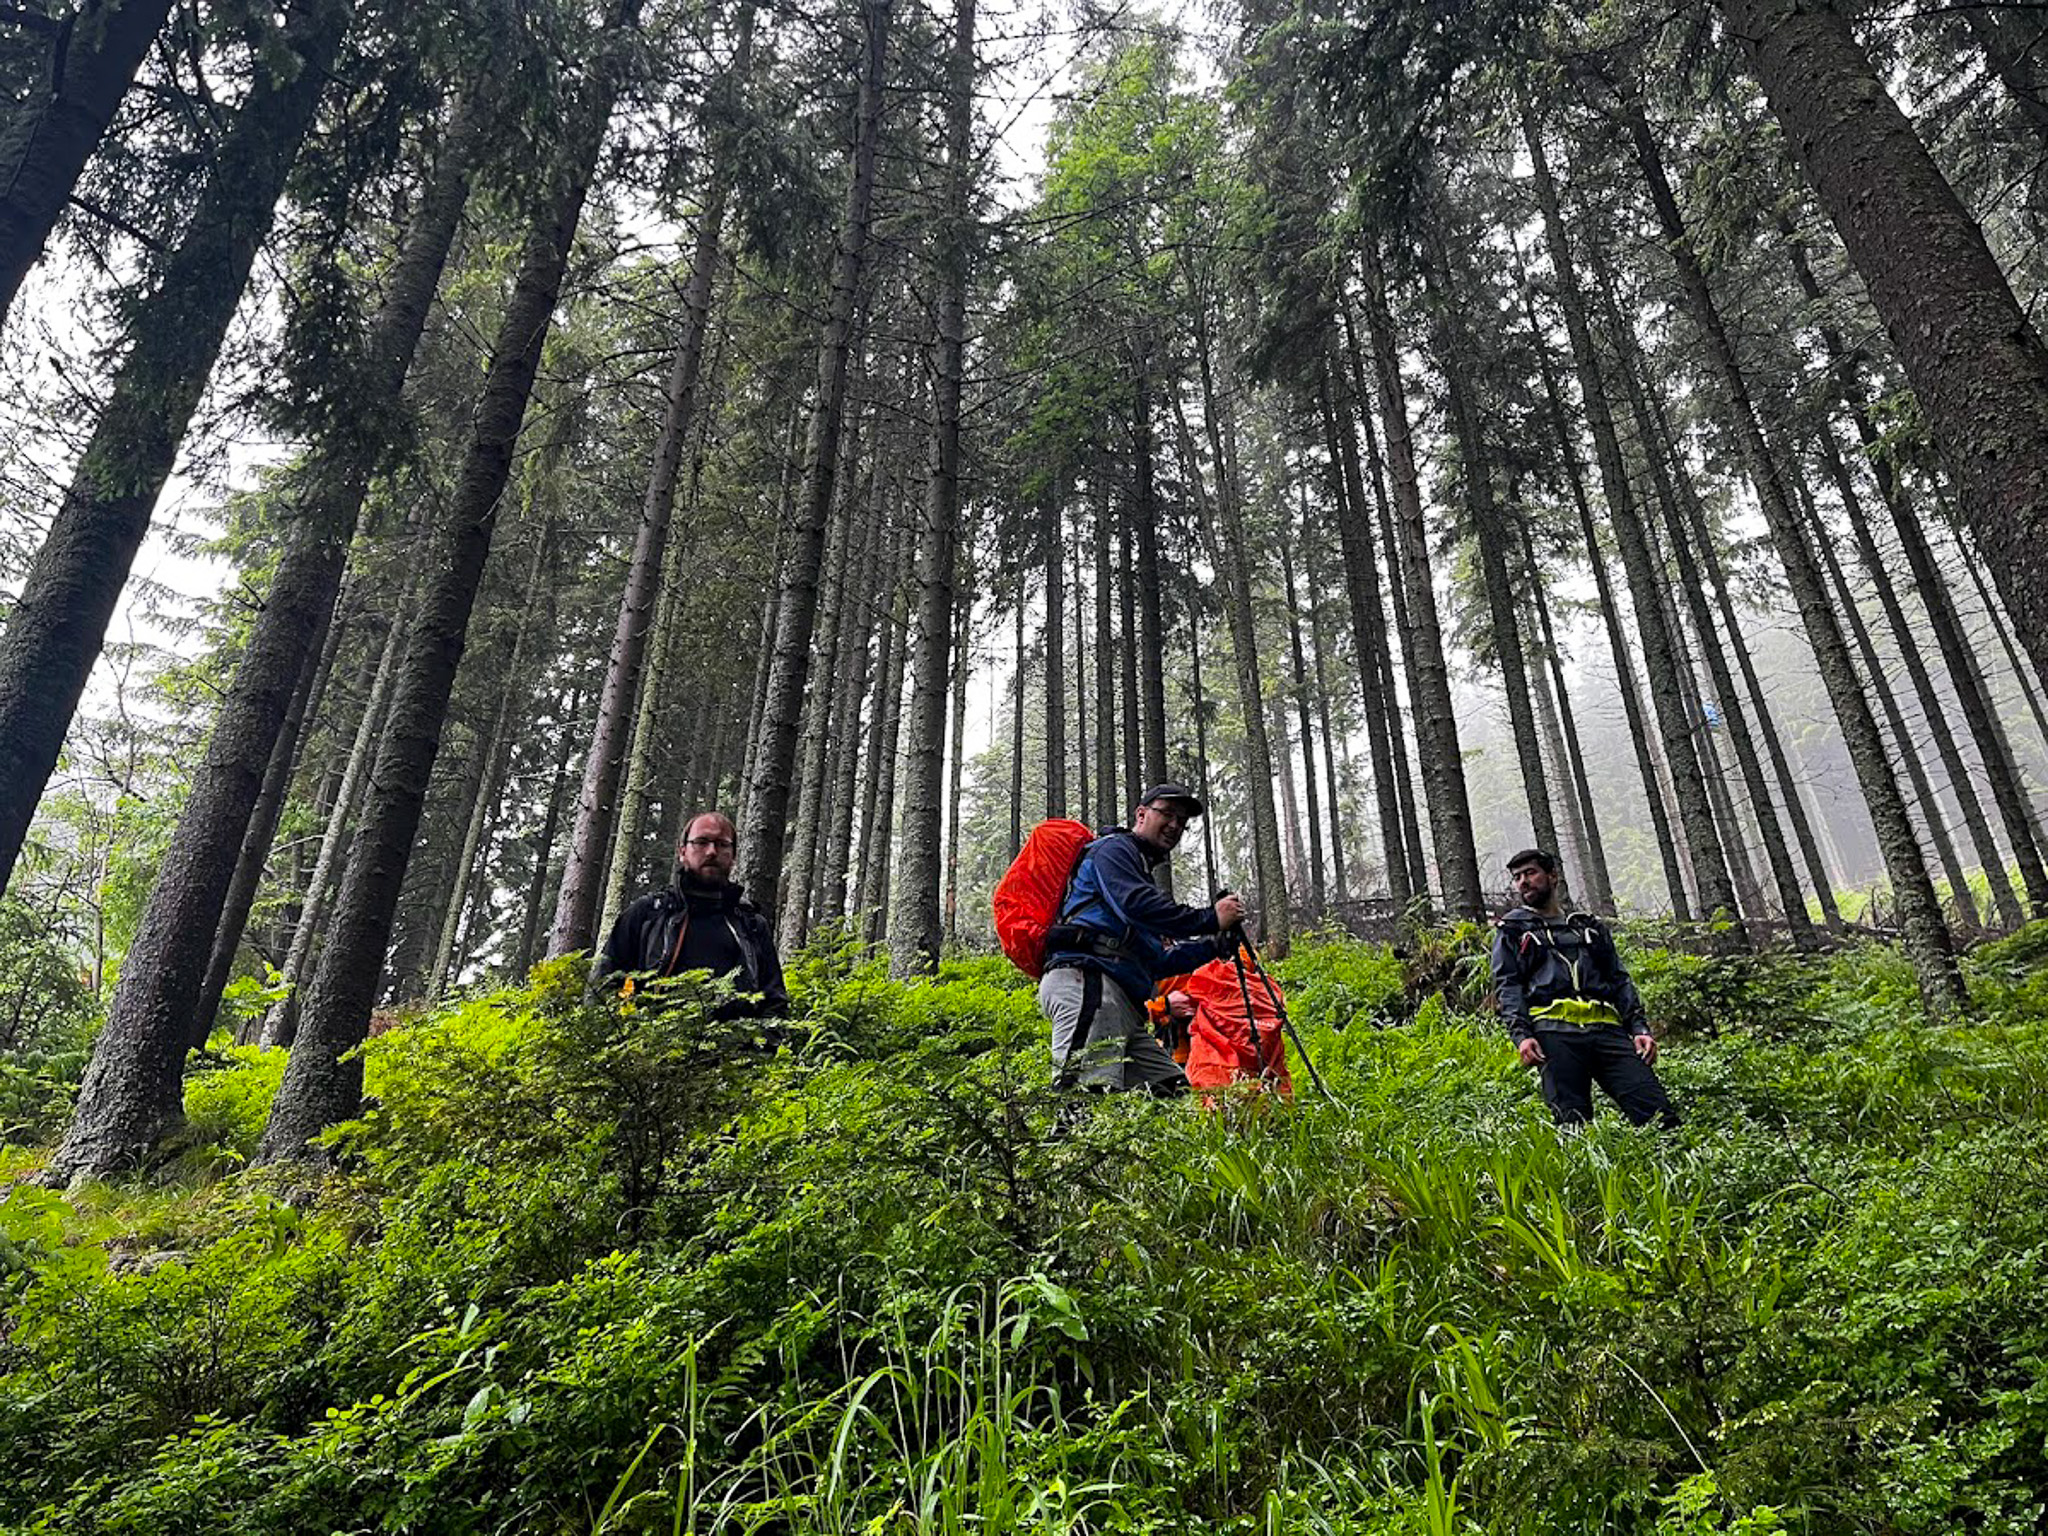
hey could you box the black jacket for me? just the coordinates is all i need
[1489,906,1648,1044]
[598,877,790,1019]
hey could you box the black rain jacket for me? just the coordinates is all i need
[598,877,790,1019]
[1489,906,1648,1045]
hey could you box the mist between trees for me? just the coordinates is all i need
[2,0,2048,1173]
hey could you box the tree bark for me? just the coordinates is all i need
[1132,372,1169,790]
[1720,0,2048,692]
[738,0,892,906]
[855,536,909,939]
[258,13,635,1163]
[889,0,973,976]
[1043,495,1065,817]
[0,0,353,902]
[1302,524,1350,904]
[1518,521,1615,912]
[0,0,178,326]
[548,10,749,955]
[1521,91,1738,927]
[1626,97,1961,1009]
[1357,246,1482,917]
[513,687,582,979]
[1280,508,1325,916]
[1317,361,1409,905]
[1093,485,1116,825]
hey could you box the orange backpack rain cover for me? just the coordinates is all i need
[992,819,1095,978]
[1179,957,1292,1097]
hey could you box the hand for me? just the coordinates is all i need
[1517,1037,1545,1068]
[1632,1031,1658,1065]
[1214,893,1246,930]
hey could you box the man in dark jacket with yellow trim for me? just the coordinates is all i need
[1490,848,1677,1127]
[599,812,789,1020]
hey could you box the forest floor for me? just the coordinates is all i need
[3,922,2047,1534]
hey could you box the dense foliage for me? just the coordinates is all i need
[5,927,2046,1532]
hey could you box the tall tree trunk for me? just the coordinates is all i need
[0,0,177,326]
[1356,247,1482,916]
[1796,458,1980,931]
[257,576,413,1048]
[1627,98,1961,1009]
[1011,597,1026,856]
[257,17,636,1164]
[1302,525,1350,903]
[1072,533,1090,816]
[1519,522,1614,912]
[1720,0,2048,690]
[739,0,892,906]
[1094,486,1116,825]
[1118,505,1142,810]
[0,0,352,903]
[944,552,972,944]
[1521,90,1737,926]
[1132,372,1170,789]
[889,0,972,976]
[1178,324,1288,945]
[1280,509,1325,916]
[548,10,749,955]
[1343,323,1433,900]
[855,538,909,938]
[1781,223,2047,920]
[1819,421,2023,925]
[514,687,582,978]
[428,525,551,996]
[1595,260,1814,936]
[780,437,865,951]
[1510,244,1688,917]
[1043,495,1066,817]
[820,473,887,927]
[1318,361,1409,905]
[1425,246,1560,869]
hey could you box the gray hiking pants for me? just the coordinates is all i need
[1038,965,1188,1094]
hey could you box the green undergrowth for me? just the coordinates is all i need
[3,928,2047,1533]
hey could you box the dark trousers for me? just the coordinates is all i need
[1537,1027,1679,1128]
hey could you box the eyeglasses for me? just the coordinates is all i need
[1143,803,1190,827]
[684,837,736,852]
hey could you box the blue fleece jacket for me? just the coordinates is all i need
[1044,827,1224,1002]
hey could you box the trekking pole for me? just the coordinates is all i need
[1221,920,1276,1093]
[1236,931,1334,1100]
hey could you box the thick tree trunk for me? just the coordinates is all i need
[548,14,748,955]
[194,579,347,1046]
[257,20,634,1163]
[0,0,352,903]
[1720,0,2048,691]
[1118,508,1142,812]
[1522,92,1738,927]
[1357,247,1482,917]
[0,0,177,325]
[819,474,887,927]
[1627,100,1961,1009]
[739,0,892,905]
[1187,578,1220,896]
[1071,531,1089,818]
[889,0,973,976]
[943,554,972,943]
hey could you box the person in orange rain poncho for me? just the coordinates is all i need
[1149,957,1293,1103]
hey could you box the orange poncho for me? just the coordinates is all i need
[1169,957,1293,1099]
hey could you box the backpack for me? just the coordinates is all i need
[992,818,1096,978]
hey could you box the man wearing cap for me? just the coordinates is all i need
[1039,784,1247,1093]
[1491,848,1678,1128]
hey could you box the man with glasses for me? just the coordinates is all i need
[1039,783,1247,1093]
[598,811,789,1018]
